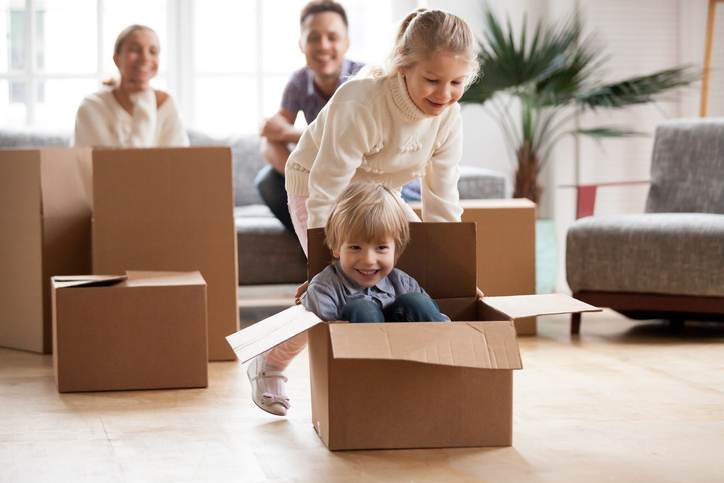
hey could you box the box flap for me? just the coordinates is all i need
[226,305,322,363]
[51,275,127,289]
[308,222,477,299]
[481,293,601,319]
[125,270,206,287]
[328,321,521,370]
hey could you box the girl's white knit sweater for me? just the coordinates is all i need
[285,73,463,229]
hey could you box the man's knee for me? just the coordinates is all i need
[341,299,384,323]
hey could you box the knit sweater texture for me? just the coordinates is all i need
[73,88,189,147]
[285,73,463,229]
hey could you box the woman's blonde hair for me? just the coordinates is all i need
[325,183,410,259]
[360,9,480,87]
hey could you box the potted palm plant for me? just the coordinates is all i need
[460,10,698,203]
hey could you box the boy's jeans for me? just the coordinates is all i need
[340,293,447,323]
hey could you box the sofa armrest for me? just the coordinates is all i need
[559,180,650,219]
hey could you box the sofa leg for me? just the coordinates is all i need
[571,313,581,335]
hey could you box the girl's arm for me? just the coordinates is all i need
[306,100,375,229]
[420,107,464,222]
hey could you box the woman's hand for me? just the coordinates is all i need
[295,280,309,305]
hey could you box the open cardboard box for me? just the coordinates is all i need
[52,270,208,393]
[226,223,599,450]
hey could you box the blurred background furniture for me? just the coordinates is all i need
[0,128,508,287]
[566,118,724,334]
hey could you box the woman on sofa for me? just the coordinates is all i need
[73,24,189,147]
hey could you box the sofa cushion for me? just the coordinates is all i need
[234,205,307,285]
[0,129,70,148]
[188,130,265,206]
[646,119,724,214]
[566,213,724,296]
[459,165,506,199]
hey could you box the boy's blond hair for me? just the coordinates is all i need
[325,183,410,259]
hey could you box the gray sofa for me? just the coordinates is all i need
[566,119,724,334]
[0,128,507,285]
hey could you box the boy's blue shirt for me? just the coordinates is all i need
[301,261,438,321]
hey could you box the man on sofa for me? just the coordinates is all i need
[256,0,363,232]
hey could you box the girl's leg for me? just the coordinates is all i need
[288,194,309,256]
[384,293,448,322]
[248,194,309,416]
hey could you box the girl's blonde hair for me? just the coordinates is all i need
[325,183,410,259]
[361,9,480,87]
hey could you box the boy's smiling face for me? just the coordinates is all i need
[333,236,396,288]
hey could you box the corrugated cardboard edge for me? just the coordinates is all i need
[328,320,522,370]
[226,305,322,363]
[51,275,127,289]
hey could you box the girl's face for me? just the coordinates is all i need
[333,236,396,288]
[114,29,160,92]
[401,50,472,117]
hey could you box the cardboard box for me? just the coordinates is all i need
[0,148,92,353]
[227,223,599,450]
[51,271,208,393]
[412,199,538,335]
[90,147,239,361]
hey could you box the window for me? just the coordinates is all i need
[0,0,397,135]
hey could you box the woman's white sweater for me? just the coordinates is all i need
[285,73,464,229]
[73,88,189,148]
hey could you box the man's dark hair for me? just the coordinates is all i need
[300,0,348,27]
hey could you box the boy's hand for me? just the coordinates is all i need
[295,280,309,305]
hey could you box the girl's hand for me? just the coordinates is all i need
[295,280,309,305]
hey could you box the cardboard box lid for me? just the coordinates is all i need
[52,275,127,289]
[328,321,522,370]
[52,271,206,290]
[226,305,322,363]
[307,222,477,299]
[481,293,601,319]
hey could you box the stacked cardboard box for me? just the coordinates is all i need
[52,271,208,392]
[90,147,239,361]
[1,147,238,362]
[0,148,92,353]
[227,223,599,450]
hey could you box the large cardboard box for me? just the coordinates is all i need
[51,271,208,393]
[462,199,537,335]
[227,223,598,450]
[413,199,538,335]
[90,148,239,361]
[0,148,92,353]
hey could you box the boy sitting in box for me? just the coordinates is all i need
[302,182,449,323]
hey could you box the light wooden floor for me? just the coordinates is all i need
[2,310,724,483]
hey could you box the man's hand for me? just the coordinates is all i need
[295,280,309,305]
[260,114,293,142]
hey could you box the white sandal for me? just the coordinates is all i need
[247,355,290,416]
